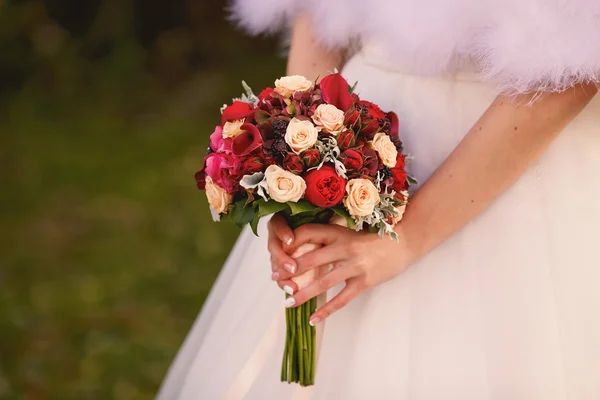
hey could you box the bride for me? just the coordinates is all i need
[159,0,600,398]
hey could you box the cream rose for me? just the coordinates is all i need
[343,178,380,217]
[222,119,245,138]
[311,104,345,135]
[205,176,233,214]
[370,132,398,168]
[274,75,314,97]
[265,165,306,203]
[284,118,319,155]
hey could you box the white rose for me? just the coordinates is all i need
[284,118,319,155]
[205,176,233,214]
[265,165,306,203]
[370,132,398,168]
[274,75,314,97]
[222,119,245,138]
[343,178,380,217]
[312,104,345,135]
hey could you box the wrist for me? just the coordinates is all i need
[393,224,421,267]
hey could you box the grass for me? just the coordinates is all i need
[0,43,286,398]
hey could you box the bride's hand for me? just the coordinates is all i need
[279,224,414,325]
[267,214,302,294]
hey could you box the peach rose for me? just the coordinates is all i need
[285,118,319,155]
[343,178,380,217]
[265,165,306,203]
[311,104,345,135]
[274,75,314,97]
[222,119,245,138]
[370,132,398,168]
[205,176,233,214]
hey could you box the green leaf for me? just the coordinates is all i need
[249,199,289,236]
[407,175,419,186]
[332,207,355,228]
[229,199,255,228]
[254,110,270,124]
[348,80,359,94]
[287,200,319,216]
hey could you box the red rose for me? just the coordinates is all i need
[283,153,304,174]
[339,149,363,173]
[258,87,274,101]
[302,149,321,168]
[356,100,386,136]
[319,73,355,111]
[232,123,264,157]
[221,101,255,125]
[242,155,266,174]
[357,100,385,119]
[337,129,356,150]
[303,165,347,208]
[391,154,408,192]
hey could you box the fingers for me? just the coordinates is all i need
[284,265,357,309]
[308,278,363,326]
[276,279,298,295]
[268,214,294,248]
[287,223,343,253]
[277,243,346,280]
[267,217,297,278]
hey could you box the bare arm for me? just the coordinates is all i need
[285,15,346,78]
[281,85,597,323]
[399,86,597,264]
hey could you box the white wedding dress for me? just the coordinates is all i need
[159,1,600,398]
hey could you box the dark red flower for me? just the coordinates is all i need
[302,149,321,168]
[221,101,255,125]
[303,165,347,208]
[339,149,364,173]
[319,73,355,111]
[241,154,266,174]
[356,100,386,136]
[359,145,380,177]
[195,168,206,190]
[283,153,304,174]
[387,111,399,137]
[337,129,356,150]
[232,123,264,157]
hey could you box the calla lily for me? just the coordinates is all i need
[232,123,264,156]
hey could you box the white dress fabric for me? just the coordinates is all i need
[159,1,600,399]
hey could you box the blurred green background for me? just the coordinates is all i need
[0,0,285,398]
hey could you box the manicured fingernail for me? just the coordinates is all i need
[283,263,296,274]
[309,316,321,326]
[285,236,293,246]
[284,297,296,308]
[283,285,294,295]
[271,271,280,281]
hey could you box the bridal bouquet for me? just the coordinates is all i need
[195,72,413,386]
